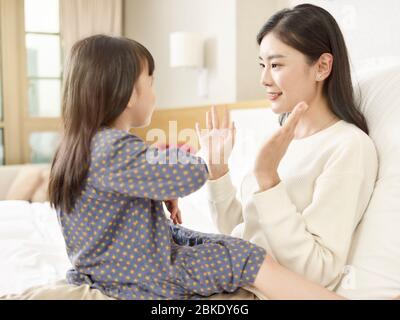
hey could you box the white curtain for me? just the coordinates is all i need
[60,0,123,56]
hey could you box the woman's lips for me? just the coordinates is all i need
[267,92,282,101]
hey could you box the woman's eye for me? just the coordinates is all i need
[259,62,280,69]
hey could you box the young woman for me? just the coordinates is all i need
[198,3,378,297]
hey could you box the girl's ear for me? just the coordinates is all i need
[315,53,333,81]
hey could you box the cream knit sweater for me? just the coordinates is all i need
[206,120,378,290]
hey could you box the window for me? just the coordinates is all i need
[25,0,62,118]
[0,3,4,165]
[23,0,62,164]
[29,131,60,163]
[0,0,62,165]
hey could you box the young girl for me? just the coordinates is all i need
[47,34,341,300]
[200,3,378,294]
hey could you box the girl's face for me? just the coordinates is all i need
[127,64,156,128]
[259,33,319,114]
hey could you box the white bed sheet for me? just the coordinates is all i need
[0,201,72,295]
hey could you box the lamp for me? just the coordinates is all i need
[170,32,208,97]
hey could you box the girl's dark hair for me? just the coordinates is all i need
[257,3,368,134]
[49,35,154,213]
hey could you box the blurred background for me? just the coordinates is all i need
[0,0,399,166]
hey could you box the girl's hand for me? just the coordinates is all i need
[164,199,182,225]
[196,106,236,180]
[254,102,309,191]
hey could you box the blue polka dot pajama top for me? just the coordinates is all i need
[57,127,267,300]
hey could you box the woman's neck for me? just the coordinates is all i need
[293,95,340,140]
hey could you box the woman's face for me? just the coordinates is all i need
[259,32,319,114]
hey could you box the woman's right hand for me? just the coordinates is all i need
[196,106,236,180]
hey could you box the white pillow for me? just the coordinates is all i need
[336,65,400,299]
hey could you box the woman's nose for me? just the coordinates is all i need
[260,69,273,87]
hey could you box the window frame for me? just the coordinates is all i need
[0,0,62,165]
[0,1,4,164]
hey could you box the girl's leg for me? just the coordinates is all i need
[251,256,345,300]
[169,223,207,246]
[169,222,230,246]
[170,227,341,300]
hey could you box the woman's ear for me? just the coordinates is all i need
[315,53,333,81]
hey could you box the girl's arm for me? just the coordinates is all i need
[94,134,209,200]
[197,106,243,235]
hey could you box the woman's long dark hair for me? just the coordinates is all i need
[49,35,154,213]
[257,4,368,134]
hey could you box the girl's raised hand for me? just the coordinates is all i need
[254,101,309,191]
[196,106,236,180]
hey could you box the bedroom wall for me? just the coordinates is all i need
[280,0,400,73]
[124,0,400,108]
[124,0,279,109]
[236,0,282,101]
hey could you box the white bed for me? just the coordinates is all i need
[0,201,71,295]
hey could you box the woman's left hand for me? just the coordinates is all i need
[254,101,309,191]
[164,199,182,225]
